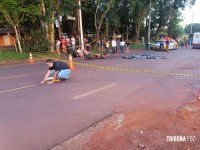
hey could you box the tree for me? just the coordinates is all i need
[152,0,196,40]
[0,0,39,52]
[131,0,150,41]
[94,0,113,42]
[53,0,77,38]
[184,23,200,34]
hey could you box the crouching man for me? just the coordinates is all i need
[39,59,71,84]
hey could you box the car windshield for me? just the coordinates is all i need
[170,40,175,43]
[154,41,160,44]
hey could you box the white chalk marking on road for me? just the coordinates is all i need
[0,75,25,80]
[0,84,37,94]
[73,83,117,100]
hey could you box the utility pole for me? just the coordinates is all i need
[190,12,194,34]
[148,0,151,42]
[78,0,84,50]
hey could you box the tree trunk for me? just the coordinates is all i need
[41,0,48,32]
[155,25,163,40]
[135,14,144,41]
[94,0,113,43]
[57,15,62,38]
[13,25,22,53]
[95,29,100,44]
[49,13,55,52]
[126,25,129,41]
[106,17,108,38]
[135,25,140,41]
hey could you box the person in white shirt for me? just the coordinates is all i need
[71,36,76,52]
[55,39,61,54]
[120,38,125,53]
[111,38,117,54]
[141,36,144,45]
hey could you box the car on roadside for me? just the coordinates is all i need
[169,40,178,50]
[151,40,166,50]
[151,40,178,51]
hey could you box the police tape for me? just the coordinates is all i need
[33,53,200,78]
[72,61,200,78]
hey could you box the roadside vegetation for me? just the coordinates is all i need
[0,0,197,54]
[0,50,54,64]
[0,42,145,63]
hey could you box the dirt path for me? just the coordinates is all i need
[51,101,200,150]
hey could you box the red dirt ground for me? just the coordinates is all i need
[81,102,200,150]
[52,101,200,150]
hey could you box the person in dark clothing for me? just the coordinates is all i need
[39,59,71,84]
[146,38,150,50]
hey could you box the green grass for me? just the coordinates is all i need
[0,50,60,63]
[90,49,105,54]
[131,42,146,49]
[0,50,30,61]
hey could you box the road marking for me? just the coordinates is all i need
[0,75,25,80]
[0,84,37,94]
[73,83,117,100]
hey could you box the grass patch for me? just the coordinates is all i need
[131,42,146,49]
[0,50,61,63]
[0,50,30,61]
[90,49,105,54]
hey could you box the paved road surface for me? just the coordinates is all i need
[0,47,200,150]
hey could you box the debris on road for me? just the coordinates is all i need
[122,54,167,59]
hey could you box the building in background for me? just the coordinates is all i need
[0,28,15,49]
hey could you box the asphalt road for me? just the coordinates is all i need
[0,47,200,150]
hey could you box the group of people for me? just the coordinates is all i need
[55,36,76,54]
[180,38,189,48]
[72,38,131,58]
[41,37,131,84]
[103,38,131,55]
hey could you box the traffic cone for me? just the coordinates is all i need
[198,94,200,101]
[29,52,34,64]
[68,54,75,70]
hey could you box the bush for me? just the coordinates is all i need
[21,30,52,52]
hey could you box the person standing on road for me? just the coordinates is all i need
[71,36,76,52]
[126,40,130,53]
[105,40,110,55]
[39,59,71,84]
[141,36,144,45]
[111,38,117,54]
[160,37,164,50]
[55,39,61,54]
[61,38,67,53]
[185,38,188,49]
[66,36,71,54]
[145,38,150,50]
[166,38,170,52]
[181,39,185,48]
[120,38,125,53]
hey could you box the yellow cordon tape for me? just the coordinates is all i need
[34,53,200,78]
[73,61,200,78]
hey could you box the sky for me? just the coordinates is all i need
[181,0,200,26]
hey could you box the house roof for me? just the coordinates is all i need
[0,28,15,34]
